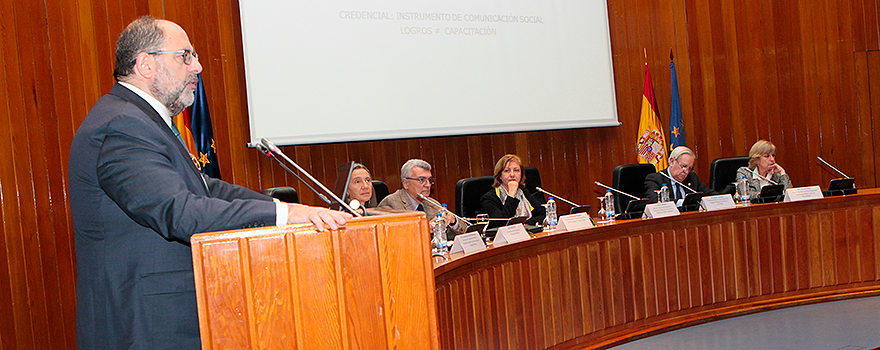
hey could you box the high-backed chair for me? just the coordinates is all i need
[454,176,494,218]
[709,156,750,194]
[523,166,544,202]
[454,167,544,218]
[262,186,299,204]
[371,180,390,203]
[611,164,657,214]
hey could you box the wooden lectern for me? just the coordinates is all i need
[191,212,439,349]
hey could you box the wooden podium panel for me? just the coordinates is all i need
[191,212,439,350]
[434,189,880,349]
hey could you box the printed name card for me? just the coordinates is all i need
[492,223,531,246]
[784,186,824,202]
[555,213,594,231]
[700,194,736,211]
[449,232,487,255]
[642,202,680,219]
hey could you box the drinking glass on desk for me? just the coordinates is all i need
[476,214,489,243]
[476,214,488,224]
[596,196,607,221]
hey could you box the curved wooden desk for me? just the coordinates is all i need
[434,189,880,349]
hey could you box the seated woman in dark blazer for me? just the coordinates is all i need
[480,154,546,225]
[736,140,793,198]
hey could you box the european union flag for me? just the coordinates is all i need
[669,59,685,151]
[190,74,222,179]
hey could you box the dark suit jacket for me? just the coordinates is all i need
[68,83,277,350]
[480,187,546,226]
[644,169,718,203]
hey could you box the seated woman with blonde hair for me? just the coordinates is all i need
[736,140,793,198]
[480,154,545,225]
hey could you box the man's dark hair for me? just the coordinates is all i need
[113,16,166,81]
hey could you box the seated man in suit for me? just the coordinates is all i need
[644,146,718,205]
[378,159,466,240]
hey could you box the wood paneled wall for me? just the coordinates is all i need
[2,0,880,348]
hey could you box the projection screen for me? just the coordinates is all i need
[240,0,618,146]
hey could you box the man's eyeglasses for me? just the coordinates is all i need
[147,49,199,65]
[404,176,435,185]
[674,159,694,172]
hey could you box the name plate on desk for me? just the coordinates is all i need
[493,223,531,246]
[556,212,594,231]
[643,202,680,219]
[449,232,487,255]
[784,186,824,202]
[700,194,736,211]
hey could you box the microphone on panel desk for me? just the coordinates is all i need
[817,156,858,196]
[416,193,468,224]
[658,171,698,193]
[592,181,640,200]
[534,187,590,214]
[817,156,851,179]
[745,167,779,185]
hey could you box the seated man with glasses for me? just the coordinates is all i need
[378,159,465,240]
[644,146,718,205]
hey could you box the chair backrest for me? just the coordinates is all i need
[262,186,299,204]
[611,163,657,214]
[371,180,389,203]
[523,167,544,202]
[454,176,494,218]
[709,156,750,194]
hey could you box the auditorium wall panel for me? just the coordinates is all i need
[2,0,880,348]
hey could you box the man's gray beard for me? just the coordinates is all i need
[150,65,196,116]
[151,82,194,116]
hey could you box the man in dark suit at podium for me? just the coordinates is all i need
[68,16,349,350]
[644,146,718,204]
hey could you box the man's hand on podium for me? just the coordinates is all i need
[287,203,352,231]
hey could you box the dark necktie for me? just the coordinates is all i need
[416,203,425,212]
[170,118,188,149]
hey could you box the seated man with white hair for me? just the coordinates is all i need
[378,159,466,240]
[644,146,719,205]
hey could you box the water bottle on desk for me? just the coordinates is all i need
[737,175,751,206]
[603,190,615,222]
[440,203,452,226]
[431,213,448,258]
[544,196,558,230]
[660,183,670,202]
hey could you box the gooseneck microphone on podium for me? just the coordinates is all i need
[254,138,362,217]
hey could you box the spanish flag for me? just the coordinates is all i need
[636,63,668,171]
